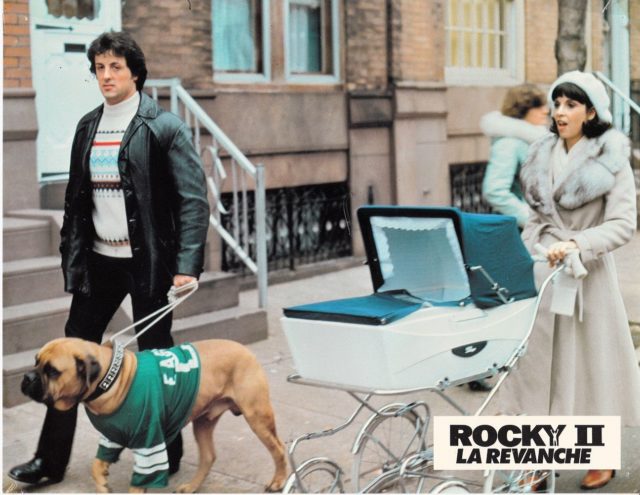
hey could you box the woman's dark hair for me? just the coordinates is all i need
[501,84,547,119]
[550,82,611,138]
[87,31,147,91]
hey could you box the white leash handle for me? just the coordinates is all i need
[108,280,199,347]
[533,243,587,279]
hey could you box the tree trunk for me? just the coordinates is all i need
[555,0,588,75]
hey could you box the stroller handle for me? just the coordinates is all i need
[533,243,588,279]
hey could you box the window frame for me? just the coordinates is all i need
[444,0,524,86]
[283,0,341,84]
[212,0,272,84]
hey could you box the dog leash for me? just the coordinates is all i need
[108,281,199,347]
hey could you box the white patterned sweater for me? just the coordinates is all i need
[90,92,140,257]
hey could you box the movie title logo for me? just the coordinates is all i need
[433,416,620,470]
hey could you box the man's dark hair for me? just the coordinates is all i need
[549,82,611,138]
[87,31,147,91]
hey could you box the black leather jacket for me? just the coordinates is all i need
[60,92,209,297]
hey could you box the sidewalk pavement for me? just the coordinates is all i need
[3,233,639,494]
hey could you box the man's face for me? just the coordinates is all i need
[94,51,138,105]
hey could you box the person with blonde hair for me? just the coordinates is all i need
[481,83,549,228]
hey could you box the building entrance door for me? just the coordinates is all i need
[30,0,121,179]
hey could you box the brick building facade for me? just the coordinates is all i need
[3,0,639,265]
[4,0,32,89]
[633,1,640,80]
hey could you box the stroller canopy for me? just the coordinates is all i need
[284,206,537,325]
[358,206,537,308]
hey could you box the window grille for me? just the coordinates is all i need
[450,163,493,214]
[221,182,352,272]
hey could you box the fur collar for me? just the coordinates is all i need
[520,129,630,214]
[480,111,547,144]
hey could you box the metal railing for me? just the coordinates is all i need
[594,71,640,135]
[146,78,268,308]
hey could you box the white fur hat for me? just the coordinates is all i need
[548,70,612,123]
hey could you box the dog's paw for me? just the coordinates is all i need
[264,481,285,493]
[95,484,111,494]
[175,482,197,493]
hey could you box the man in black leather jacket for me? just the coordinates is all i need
[9,31,209,486]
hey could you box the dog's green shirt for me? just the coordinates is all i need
[86,343,201,488]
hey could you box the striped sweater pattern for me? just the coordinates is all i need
[90,92,140,258]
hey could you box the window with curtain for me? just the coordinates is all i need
[445,0,522,83]
[287,0,335,76]
[213,0,263,73]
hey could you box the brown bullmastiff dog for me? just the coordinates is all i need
[21,337,287,493]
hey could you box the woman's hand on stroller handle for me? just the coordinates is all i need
[533,242,588,279]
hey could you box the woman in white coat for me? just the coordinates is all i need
[497,71,640,490]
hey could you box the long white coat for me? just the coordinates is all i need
[496,128,640,426]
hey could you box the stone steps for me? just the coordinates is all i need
[172,271,239,319]
[4,209,64,249]
[2,305,267,408]
[3,256,66,306]
[4,296,72,354]
[2,269,241,354]
[2,296,131,355]
[3,217,52,262]
[1,264,267,408]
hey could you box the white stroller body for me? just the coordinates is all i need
[280,206,570,493]
[283,206,539,392]
[283,298,537,391]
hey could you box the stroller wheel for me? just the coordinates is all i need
[483,469,555,493]
[352,403,428,492]
[283,457,345,493]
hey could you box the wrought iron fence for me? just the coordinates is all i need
[221,182,353,273]
[450,162,493,213]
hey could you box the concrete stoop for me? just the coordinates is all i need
[3,255,67,306]
[2,211,269,408]
[2,217,51,262]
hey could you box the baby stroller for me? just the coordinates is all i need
[281,206,572,493]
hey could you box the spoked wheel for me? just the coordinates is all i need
[484,469,555,493]
[282,457,345,493]
[352,403,428,492]
[361,453,471,494]
[430,480,472,493]
[360,455,431,493]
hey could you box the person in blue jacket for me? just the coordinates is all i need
[466,84,548,393]
[480,84,549,228]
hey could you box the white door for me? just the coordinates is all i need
[30,0,121,179]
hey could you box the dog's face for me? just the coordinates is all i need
[22,338,102,411]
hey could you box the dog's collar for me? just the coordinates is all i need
[84,342,125,403]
